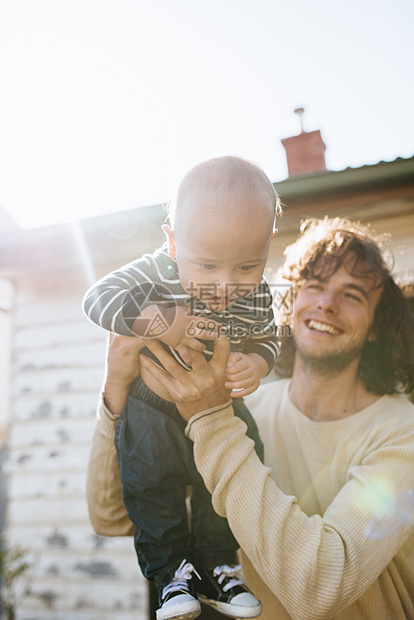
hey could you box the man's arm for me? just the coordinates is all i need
[139,340,414,619]
[86,334,146,536]
[186,405,414,619]
[87,398,135,536]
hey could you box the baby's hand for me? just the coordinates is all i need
[225,352,261,398]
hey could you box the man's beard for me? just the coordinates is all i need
[294,339,363,376]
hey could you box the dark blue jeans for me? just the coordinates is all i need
[115,378,264,592]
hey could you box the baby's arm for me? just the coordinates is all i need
[82,254,165,335]
[225,279,278,396]
[225,351,269,398]
[82,250,220,360]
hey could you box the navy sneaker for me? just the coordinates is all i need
[196,564,262,618]
[156,560,201,620]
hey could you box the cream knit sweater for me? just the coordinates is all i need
[87,380,414,619]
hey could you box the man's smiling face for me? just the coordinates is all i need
[292,253,383,373]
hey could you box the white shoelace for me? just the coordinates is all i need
[161,560,201,599]
[213,564,244,592]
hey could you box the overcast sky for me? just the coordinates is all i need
[0,0,413,229]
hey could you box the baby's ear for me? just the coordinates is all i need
[162,224,176,259]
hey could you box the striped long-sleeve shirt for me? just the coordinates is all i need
[83,244,279,372]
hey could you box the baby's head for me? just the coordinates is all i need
[168,155,281,231]
[163,156,282,310]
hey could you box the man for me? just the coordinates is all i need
[87,218,414,619]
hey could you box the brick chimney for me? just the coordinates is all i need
[281,108,327,177]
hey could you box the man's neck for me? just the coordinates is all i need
[289,358,381,422]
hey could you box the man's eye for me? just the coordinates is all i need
[346,293,362,302]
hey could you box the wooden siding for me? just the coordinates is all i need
[0,278,13,448]
[4,288,148,619]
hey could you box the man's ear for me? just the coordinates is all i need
[162,224,176,259]
[367,327,377,343]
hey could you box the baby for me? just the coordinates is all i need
[83,155,282,620]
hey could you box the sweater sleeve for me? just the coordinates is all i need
[185,405,414,620]
[82,248,178,336]
[86,396,135,537]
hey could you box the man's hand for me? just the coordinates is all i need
[139,337,232,421]
[225,352,262,398]
[103,334,145,416]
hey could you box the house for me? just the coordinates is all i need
[0,126,413,619]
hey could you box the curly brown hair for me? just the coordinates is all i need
[275,217,414,395]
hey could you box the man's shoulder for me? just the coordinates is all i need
[377,393,414,424]
[244,377,289,414]
[364,393,414,447]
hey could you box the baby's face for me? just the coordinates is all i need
[164,209,275,311]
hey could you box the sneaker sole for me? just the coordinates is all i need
[156,601,201,620]
[199,595,262,618]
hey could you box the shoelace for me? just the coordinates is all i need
[162,560,201,599]
[213,564,245,592]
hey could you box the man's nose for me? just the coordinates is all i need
[317,290,339,313]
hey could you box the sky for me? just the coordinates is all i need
[0,0,413,230]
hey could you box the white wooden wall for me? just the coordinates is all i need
[0,278,14,448]
[4,282,149,619]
